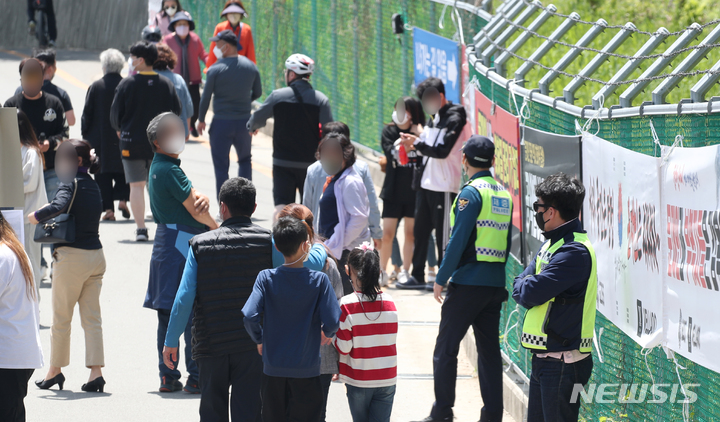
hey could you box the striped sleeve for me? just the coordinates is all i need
[335,303,353,355]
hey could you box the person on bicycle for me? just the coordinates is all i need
[27,0,57,47]
[247,53,333,220]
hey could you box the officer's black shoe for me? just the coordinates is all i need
[395,276,427,290]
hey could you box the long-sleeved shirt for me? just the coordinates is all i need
[336,291,398,388]
[242,267,341,378]
[435,171,512,287]
[162,32,208,85]
[164,246,198,348]
[198,55,261,123]
[205,20,256,68]
[303,160,383,240]
[157,70,194,137]
[34,172,102,250]
[271,238,327,270]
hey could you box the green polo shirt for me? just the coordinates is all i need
[148,153,205,230]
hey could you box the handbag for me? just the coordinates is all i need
[34,179,78,244]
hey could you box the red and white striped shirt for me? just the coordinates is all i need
[335,291,398,388]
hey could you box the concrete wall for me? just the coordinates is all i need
[0,0,147,51]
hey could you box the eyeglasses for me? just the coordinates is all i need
[532,202,551,212]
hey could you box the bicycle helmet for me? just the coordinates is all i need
[285,54,314,76]
[142,25,163,43]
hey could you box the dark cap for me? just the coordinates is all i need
[169,11,195,32]
[463,135,494,166]
[210,29,238,46]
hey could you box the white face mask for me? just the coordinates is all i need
[213,45,224,59]
[163,135,186,155]
[175,25,189,37]
[227,13,242,25]
[165,5,177,16]
[128,57,136,72]
[282,241,311,266]
[392,110,408,126]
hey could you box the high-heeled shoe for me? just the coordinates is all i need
[35,373,65,390]
[81,376,106,393]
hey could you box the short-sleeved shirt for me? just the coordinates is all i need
[15,80,73,112]
[148,153,204,229]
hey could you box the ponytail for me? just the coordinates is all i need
[347,245,381,302]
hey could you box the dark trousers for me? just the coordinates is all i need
[319,374,333,422]
[188,84,201,130]
[412,189,456,282]
[431,284,508,421]
[272,165,307,206]
[527,354,593,422]
[209,117,253,197]
[27,0,56,40]
[339,249,353,295]
[0,368,34,422]
[95,172,129,211]
[197,350,263,422]
[261,375,323,422]
[157,309,198,384]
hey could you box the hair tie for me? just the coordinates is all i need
[355,241,374,252]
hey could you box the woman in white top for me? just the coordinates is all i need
[0,212,44,422]
[18,110,48,294]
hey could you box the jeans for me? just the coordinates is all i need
[527,354,594,422]
[44,169,60,201]
[0,368,34,422]
[197,349,263,422]
[431,284,508,421]
[157,309,198,384]
[346,384,396,422]
[209,117,252,197]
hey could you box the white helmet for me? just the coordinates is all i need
[285,54,315,75]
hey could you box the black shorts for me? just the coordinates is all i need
[382,200,416,219]
[273,165,308,206]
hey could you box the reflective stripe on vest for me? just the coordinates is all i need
[520,232,598,353]
[449,176,512,263]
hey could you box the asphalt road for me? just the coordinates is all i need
[0,48,514,422]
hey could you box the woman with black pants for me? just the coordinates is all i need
[28,139,107,393]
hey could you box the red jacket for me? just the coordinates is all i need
[162,32,208,85]
[205,20,256,72]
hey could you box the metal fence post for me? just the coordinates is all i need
[691,57,720,102]
[312,0,318,58]
[293,0,299,51]
[403,0,410,95]
[493,4,556,77]
[481,0,541,67]
[562,22,636,104]
[353,0,360,139]
[331,0,338,117]
[592,28,669,109]
[430,1,437,34]
[474,0,524,53]
[652,23,720,105]
[537,19,606,96]
[272,0,278,89]
[618,23,702,108]
[514,12,579,85]
[377,0,384,143]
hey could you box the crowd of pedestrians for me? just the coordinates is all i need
[0,2,600,422]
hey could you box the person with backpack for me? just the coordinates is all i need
[247,53,333,220]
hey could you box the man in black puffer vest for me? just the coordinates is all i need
[162,177,272,422]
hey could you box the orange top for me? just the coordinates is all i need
[205,20,256,72]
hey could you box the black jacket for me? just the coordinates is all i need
[34,172,102,250]
[82,73,124,174]
[189,216,273,359]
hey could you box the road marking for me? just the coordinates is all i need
[397,374,473,380]
[0,48,89,91]
[399,321,440,326]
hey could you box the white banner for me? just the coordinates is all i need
[660,144,720,373]
[582,133,663,347]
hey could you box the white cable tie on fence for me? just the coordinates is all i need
[640,346,658,398]
[451,1,465,46]
[501,304,521,356]
[463,75,480,98]
[581,94,604,135]
[661,134,684,166]
[439,4,448,30]
[649,120,661,156]
[669,349,691,422]
[592,326,604,363]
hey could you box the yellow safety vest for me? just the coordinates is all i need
[520,232,597,353]
[449,175,512,263]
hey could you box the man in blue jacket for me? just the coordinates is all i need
[513,173,597,422]
[415,136,511,422]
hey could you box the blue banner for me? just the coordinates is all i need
[413,28,460,104]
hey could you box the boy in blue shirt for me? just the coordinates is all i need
[243,216,341,422]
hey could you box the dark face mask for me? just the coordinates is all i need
[534,211,548,232]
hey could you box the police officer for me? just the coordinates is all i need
[414,135,511,422]
[512,172,596,422]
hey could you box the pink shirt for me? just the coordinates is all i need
[162,32,208,85]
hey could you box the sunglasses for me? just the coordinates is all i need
[532,202,551,212]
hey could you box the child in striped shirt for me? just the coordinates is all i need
[336,243,398,422]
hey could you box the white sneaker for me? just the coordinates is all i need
[379,271,389,287]
[427,270,437,283]
[388,270,398,281]
[396,269,410,284]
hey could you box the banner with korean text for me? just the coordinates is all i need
[582,132,663,348]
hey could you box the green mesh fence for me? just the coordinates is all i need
[183,1,720,420]
[184,0,483,149]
